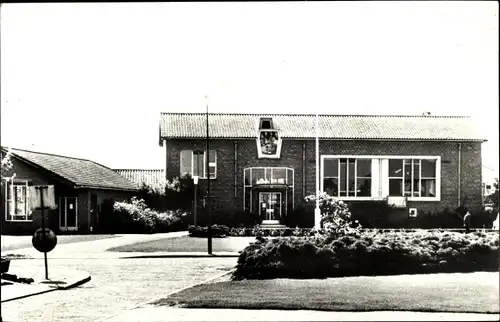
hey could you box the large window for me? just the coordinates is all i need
[243,167,294,212]
[321,155,440,201]
[4,179,32,221]
[388,158,437,198]
[180,150,216,179]
[323,158,371,197]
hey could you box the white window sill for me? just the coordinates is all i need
[407,197,440,202]
[335,197,383,201]
[6,219,34,222]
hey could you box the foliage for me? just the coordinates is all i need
[1,148,15,184]
[485,178,499,208]
[283,203,315,228]
[99,197,187,234]
[232,230,499,280]
[137,176,194,212]
[347,200,396,228]
[188,224,231,238]
[304,192,362,236]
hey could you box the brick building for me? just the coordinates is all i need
[159,113,485,226]
[1,147,138,235]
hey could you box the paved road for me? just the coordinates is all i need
[1,232,239,322]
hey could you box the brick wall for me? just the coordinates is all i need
[165,138,484,217]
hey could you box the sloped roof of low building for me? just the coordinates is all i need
[1,147,138,191]
[159,113,485,141]
[114,169,165,187]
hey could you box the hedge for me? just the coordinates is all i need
[232,230,500,280]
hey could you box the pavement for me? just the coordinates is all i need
[1,266,91,303]
[1,232,191,307]
[104,307,500,321]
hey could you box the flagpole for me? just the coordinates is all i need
[314,112,321,229]
[205,95,212,255]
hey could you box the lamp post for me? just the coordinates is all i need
[193,175,199,226]
[205,95,212,255]
[314,112,321,229]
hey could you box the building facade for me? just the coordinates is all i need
[159,113,485,226]
[1,147,138,235]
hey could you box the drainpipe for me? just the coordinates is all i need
[457,143,461,207]
[234,140,238,202]
[302,142,306,200]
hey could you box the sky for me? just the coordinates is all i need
[1,2,498,182]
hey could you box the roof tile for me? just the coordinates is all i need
[3,148,138,191]
[159,113,484,141]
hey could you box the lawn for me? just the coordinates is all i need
[107,236,256,253]
[153,272,500,313]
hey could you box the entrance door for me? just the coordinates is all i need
[259,192,281,221]
[59,197,78,231]
[90,194,98,233]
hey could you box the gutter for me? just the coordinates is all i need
[74,185,139,192]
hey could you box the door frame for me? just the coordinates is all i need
[258,191,282,221]
[59,197,78,232]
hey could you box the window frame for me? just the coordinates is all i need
[179,150,217,179]
[321,155,441,202]
[3,178,33,222]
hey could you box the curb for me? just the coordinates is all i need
[119,253,240,259]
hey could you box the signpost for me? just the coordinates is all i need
[30,185,57,280]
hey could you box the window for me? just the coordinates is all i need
[322,155,440,201]
[243,167,294,212]
[259,118,273,129]
[180,150,216,179]
[388,158,437,198]
[323,158,372,198]
[4,179,32,221]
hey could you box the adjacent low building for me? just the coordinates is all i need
[159,113,485,227]
[1,147,138,235]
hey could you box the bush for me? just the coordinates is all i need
[304,192,362,236]
[232,230,500,280]
[137,177,194,212]
[188,224,231,238]
[182,210,260,228]
[99,197,185,234]
[283,203,315,228]
[348,200,396,228]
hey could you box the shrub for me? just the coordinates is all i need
[304,192,362,237]
[283,203,315,228]
[232,230,500,280]
[188,224,231,238]
[100,197,185,234]
[348,200,396,228]
[137,176,195,212]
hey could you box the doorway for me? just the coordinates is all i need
[259,192,282,223]
[59,197,78,231]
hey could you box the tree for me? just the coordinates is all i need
[1,148,16,184]
[485,178,499,208]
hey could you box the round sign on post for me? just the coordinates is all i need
[32,228,57,253]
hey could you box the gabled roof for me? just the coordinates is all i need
[114,169,165,187]
[1,147,138,191]
[159,113,485,141]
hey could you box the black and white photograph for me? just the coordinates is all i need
[1,2,498,321]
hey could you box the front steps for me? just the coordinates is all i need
[260,220,287,229]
